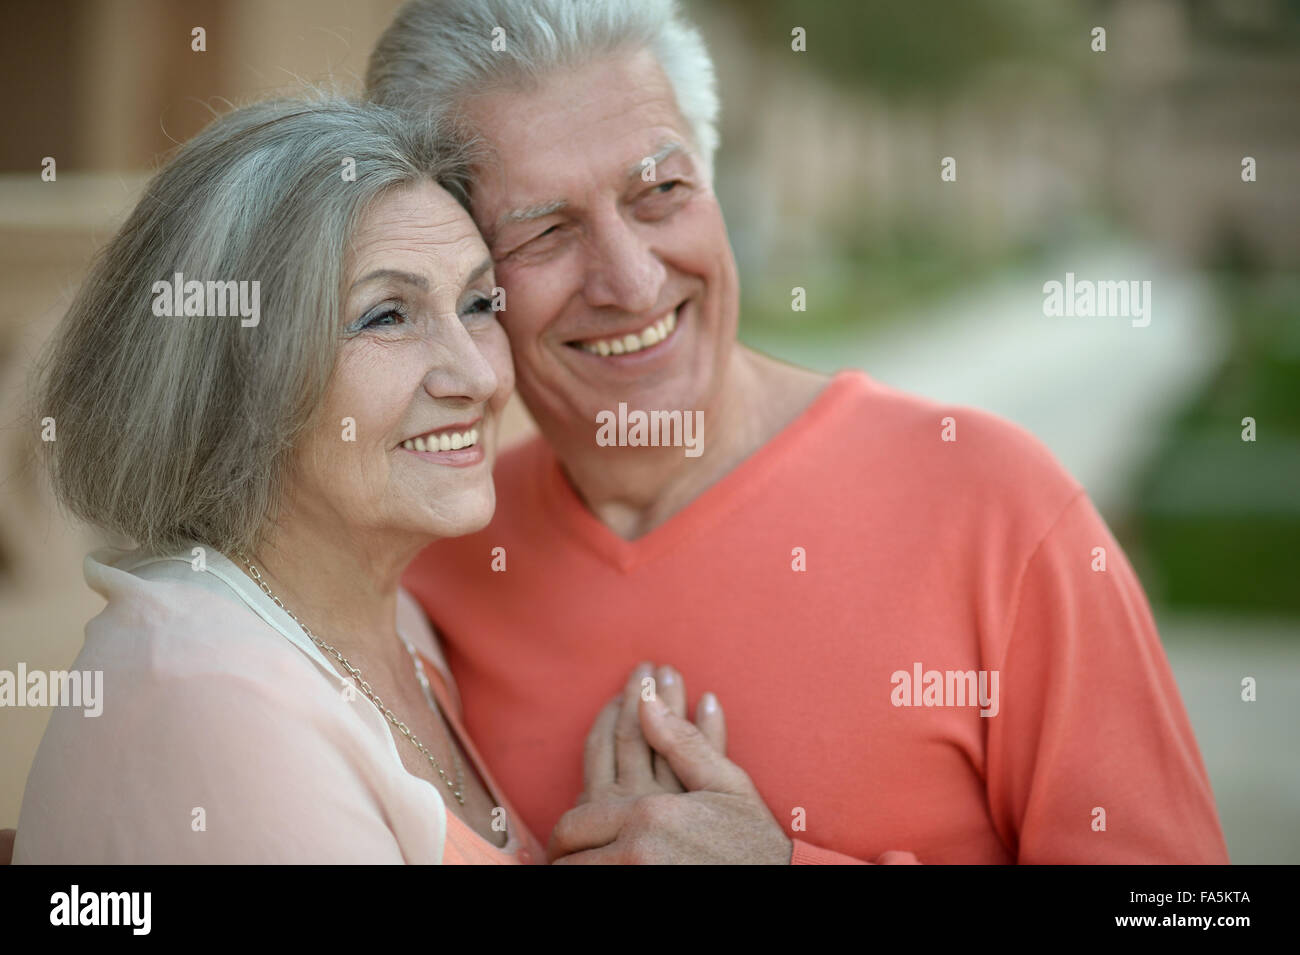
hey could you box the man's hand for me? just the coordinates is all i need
[551,664,793,864]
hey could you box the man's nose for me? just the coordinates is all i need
[582,213,665,315]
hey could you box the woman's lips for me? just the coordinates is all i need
[396,419,486,466]
[399,442,485,467]
[399,423,480,453]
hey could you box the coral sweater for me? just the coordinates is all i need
[403,370,1229,864]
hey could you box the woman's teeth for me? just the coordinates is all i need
[579,308,677,356]
[402,428,479,453]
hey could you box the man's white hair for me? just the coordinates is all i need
[365,0,720,179]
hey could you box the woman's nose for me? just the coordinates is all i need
[422,318,499,403]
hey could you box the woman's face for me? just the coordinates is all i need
[288,180,514,545]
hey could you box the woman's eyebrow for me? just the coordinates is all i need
[349,268,429,292]
[464,257,493,286]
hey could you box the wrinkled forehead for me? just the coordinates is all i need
[344,181,489,286]
[460,51,697,226]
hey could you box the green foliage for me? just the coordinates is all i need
[708,0,1082,97]
[1132,273,1300,616]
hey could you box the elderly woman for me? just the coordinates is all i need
[11,96,732,864]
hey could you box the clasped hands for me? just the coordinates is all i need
[548,663,793,865]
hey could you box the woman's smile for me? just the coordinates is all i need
[397,419,486,467]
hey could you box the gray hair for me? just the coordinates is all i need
[364,0,720,180]
[34,95,472,556]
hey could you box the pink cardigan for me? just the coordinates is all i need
[13,547,543,864]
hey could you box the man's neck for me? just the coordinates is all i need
[558,347,830,540]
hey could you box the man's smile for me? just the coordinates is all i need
[563,301,687,361]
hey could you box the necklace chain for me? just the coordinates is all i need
[235,552,466,806]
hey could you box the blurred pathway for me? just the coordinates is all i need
[747,241,1228,513]
[1163,618,1300,864]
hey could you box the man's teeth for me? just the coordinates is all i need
[579,309,677,355]
[401,428,479,453]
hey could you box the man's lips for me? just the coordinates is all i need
[564,303,684,357]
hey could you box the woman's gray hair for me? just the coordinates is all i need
[364,0,720,179]
[35,95,472,556]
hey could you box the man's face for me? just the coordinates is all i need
[465,49,739,442]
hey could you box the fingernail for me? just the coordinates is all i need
[659,667,676,687]
[700,692,718,713]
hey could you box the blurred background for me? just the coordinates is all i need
[1,0,1297,860]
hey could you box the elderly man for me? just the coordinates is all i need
[369,0,1229,864]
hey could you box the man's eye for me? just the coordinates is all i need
[654,180,679,194]
[523,223,564,248]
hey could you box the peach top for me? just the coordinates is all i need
[13,547,544,865]
[404,370,1230,864]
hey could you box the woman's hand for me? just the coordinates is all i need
[577,662,725,804]
[548,662,793,864]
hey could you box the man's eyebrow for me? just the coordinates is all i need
[349,269,429,293]
[626,141,684,180]
[488,143,686,239]
[494,198,567,235]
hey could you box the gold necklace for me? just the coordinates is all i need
[235,551,466,806]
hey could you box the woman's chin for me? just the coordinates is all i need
[414,489,496,541]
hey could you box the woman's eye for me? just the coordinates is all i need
[350,305,406,333]
[654,180,679,194]
[463,295,494,316]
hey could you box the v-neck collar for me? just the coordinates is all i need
[538,370,865,573]
[412,649,523,856]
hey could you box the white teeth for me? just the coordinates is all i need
[402,428,480,453]
[575,307,680,356]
